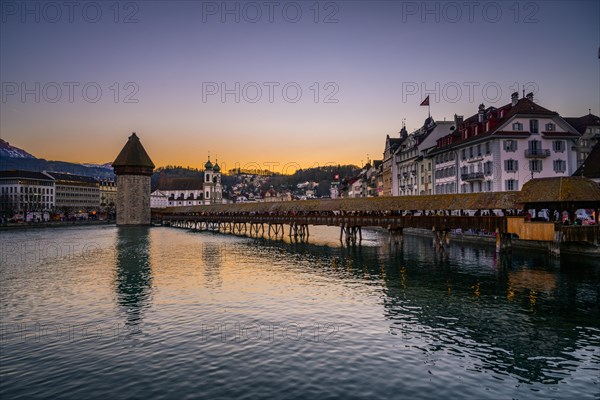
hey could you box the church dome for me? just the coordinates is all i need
[213,162,220,172]
[204,159,213,170]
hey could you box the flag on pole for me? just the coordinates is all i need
[420,95,430,106]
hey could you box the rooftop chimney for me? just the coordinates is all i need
[511,92,519,106]
[478,103,485,123]
[454,114,464,127]
[526,92,534,101]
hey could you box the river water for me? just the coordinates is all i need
[1,225,599,399]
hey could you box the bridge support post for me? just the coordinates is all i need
[388,227,403,250]
[440,230,448,251]
[503,233,512,252]
[340,224,359,245]
[549,229,564,257]
[495,228,501,253]
[431,226,449,252]
[432,226,441,249]
[495,229,513,253]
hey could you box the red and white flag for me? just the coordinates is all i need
[420,95,430,106]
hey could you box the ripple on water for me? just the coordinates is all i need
[1,226,599,400]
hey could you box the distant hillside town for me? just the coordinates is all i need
[1,92,599,222]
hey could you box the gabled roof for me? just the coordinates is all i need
[574,141,600,179]
[501,97,558,119]
[432,97,574,153]
[385,136,404,153]
[564,113,600,134]
[418,121,454,151]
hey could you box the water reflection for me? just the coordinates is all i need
[114,226,153,326]
[246,234,600,385]
[202,242,224,289]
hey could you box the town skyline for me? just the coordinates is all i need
[1,1,599,169]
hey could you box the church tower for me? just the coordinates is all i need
[213,159,222,204]
[112,133,155,225]
[203,156,214,205]
[203,156,223,205]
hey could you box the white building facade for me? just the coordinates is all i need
[430,93,580,194]
[0,170,55,214]
[150,190,169,208]
[392,119,453,196]
[43,171,99,212]
[156,157,223,207]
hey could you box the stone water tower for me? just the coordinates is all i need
[112,132,155,225]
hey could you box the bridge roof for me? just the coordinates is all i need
[156,177,599,215]
[158,192,518,214]
[516,176,600,208]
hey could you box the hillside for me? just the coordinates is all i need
[0,139,115,179]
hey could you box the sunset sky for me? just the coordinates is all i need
[1,0,599,173]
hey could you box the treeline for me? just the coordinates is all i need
[151,166,203,191]
[269,165,360,188]
[151,164,361,195]
[227,168,274,176]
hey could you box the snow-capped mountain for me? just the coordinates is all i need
[0,139,36,159]
[0,139,114,179]
[82,162,114,170]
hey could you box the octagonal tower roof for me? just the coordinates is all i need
[112,132,155,176]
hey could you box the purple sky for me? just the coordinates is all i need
[1,0,599,172]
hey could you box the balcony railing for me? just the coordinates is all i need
[524,149,550,158]
[461,172,485,181]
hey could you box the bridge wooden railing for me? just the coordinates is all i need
[158,213,507,233]
[559,225,600,244]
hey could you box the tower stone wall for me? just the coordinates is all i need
[116,175,151,225]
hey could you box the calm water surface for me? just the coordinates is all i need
[1,225,599,399]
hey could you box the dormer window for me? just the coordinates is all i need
[512,122,523,131]
[530,119,539,134]
[545,123,555,132]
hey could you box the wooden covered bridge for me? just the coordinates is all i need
[153,177,600,255]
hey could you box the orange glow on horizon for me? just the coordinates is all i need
[3,132,378,174]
